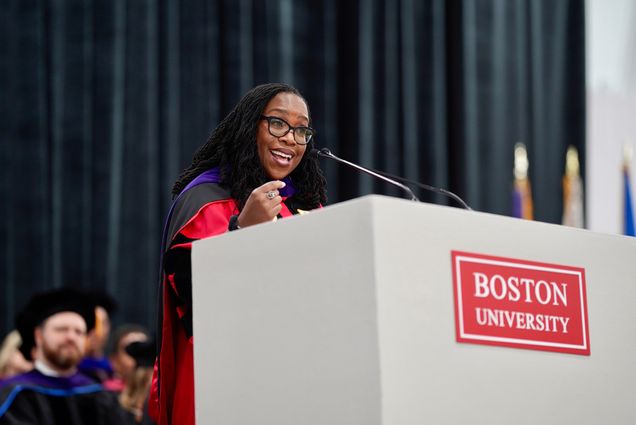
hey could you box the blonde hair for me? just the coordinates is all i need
[0,330,22,376]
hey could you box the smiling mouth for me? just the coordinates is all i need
[270,149,293,163]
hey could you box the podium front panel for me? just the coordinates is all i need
[193,195,636,424]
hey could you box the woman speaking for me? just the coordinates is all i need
[150,83,327,425]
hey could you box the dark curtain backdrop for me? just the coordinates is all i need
[0,0,585,336]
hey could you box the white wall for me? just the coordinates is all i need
[586,0,636,234]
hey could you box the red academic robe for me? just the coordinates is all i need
[149,182,300,425]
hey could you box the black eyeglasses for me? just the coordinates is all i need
[261,116,315,145]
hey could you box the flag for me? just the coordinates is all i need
[512,143,533,219]
[624,146,635,236]
[562,146,584,228]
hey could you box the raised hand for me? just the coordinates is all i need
[237,180,286,228]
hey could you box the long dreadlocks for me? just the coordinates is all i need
[172,83,327,209]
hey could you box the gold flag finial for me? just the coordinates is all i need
[514,142,529,180]
[562,145,584,228]
[565,146,580,177]
[624,144,634,169]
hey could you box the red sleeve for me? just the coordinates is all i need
[174,199,237,242]
[163,199,237,333]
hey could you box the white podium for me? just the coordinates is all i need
[192,195,636,425]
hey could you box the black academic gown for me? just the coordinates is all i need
[0,369,136,425]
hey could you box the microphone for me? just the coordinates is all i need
[363,167,472,210]
[313,147,472,210]
[313,148,419,202]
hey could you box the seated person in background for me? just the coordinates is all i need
[0,287,135,425]
[119,340,155,424]
[78,290,118,382]
[104,324,150,392]
[0,331,32,380]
